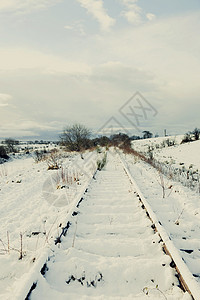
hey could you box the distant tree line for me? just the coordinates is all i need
[0,124,159,160]
[59,123,155,152]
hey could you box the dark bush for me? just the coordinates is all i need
[166,139,176,147]
[0,146,9,159]
[34,150,46,163]
[110,133,131,147]
[192,128,200,141]
[181,133,193,144]
[142,131,153,139]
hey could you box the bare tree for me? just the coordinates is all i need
[4,138,19,153]
[60,124,91,152]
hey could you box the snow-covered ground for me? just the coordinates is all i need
[132,136,200,170]
[153,140,200,171]
[0,147,197,299]
[30,153,186,299]
[0,149,100,299]
[122,151,200,287]
[131,135,184,154]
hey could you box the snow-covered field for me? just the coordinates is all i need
[131,135,184,154]
[154,140,200,171]
[0,149,100,299]
[0,144,199,299]
[132,136,200,170]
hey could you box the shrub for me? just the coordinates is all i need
[46,149,61,170]
[166,139,176,147]
[97,153,107,171]
[96,146,102,153]
[0,146,9,159]
[147,149,153,161]
[110,133,130,148]
[161,141,166,148]
[98,136,110,147]
[142,131,153,139]
[34,150,46,163]
[192,128,200,141]
[181,133,193,144]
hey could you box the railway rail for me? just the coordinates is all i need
[14,152,200,299]
[119,153,200,300]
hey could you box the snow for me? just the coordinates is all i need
[0,150,99,299]
[131,135,184,153]
[122,150,200,298]
[153,140,200,171]
[132,136,200,170]
[30,153,185,299]
[120,154,200,299]
[0,147,197,299]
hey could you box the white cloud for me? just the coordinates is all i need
[90,12,200,90]
[0,114,64,138]
[77,0,115,31]
[146,13,156,21]
[120,0,142,25]
[120,0,156,24]
[64,21,86,36]
[0,10,199,138]
[123,10,141,24]
[91,61,154,91]
[0,48,91,75]
[0,0,62,14]
[0,93,12,107]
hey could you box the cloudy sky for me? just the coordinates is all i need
[0,0,200,140]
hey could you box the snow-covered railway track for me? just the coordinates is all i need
[19,152,197,299]
[120,154,200,300]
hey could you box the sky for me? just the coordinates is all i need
[0,0,200,140]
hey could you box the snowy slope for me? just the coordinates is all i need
[132,136,200,170]
[153,140,200,170]
[131,135,184,153]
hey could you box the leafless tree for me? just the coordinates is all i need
[60,123,91,152]
[4,138,19,153]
